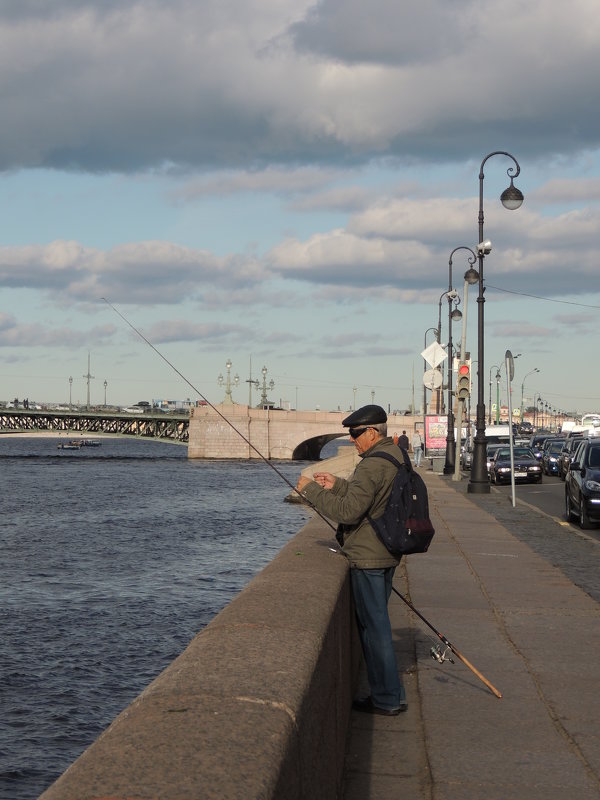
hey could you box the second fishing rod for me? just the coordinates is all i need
[103,299,502,699]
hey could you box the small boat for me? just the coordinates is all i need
[57,440,82,450]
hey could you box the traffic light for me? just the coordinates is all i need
[457,362,471,400]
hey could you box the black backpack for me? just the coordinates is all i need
[364,449,435,557]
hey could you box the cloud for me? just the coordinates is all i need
[0,311,116,346]
[173,166,342,201]
[489,322,553,339]
[0,240,269,305]
[289,0,472,66]
[1,1,600,171]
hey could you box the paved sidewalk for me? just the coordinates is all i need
[342,470,600,799]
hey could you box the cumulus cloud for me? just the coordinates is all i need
[0,240,269,305]
[0,311,115,346]
[1,1,600,170]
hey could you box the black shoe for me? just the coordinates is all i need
[352,697,407,716]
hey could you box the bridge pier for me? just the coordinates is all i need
[188,405,350,460]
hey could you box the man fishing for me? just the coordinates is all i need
[295,404,408,715]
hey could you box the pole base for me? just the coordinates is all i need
[467,480,490,494]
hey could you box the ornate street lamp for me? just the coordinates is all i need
[104,379,108,407]
[435,289,460,415]
[217,359,240,404]
[468,152,524,494]
[442,247,475,474]
[488,364,501,425]
[422,326,439,452]
[69,375,73,410]
[259,365,275,407]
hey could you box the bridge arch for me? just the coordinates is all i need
[292,432,347,461]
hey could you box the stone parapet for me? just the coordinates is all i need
[39,515,358,800]
[188,404,425,460]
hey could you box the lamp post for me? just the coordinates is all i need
[468,152,524,494]
[103,379,108,407]
[442,248,473,474]
[68,376,73,410]
[217,359,240,404]
[259,365,275,407]
[423,326,439,452]
[520,368,539,423]
[436,287,462,417]
[488,365,501,424]
[452,262,480,480]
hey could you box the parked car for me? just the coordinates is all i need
[558,437,583,480]
[486,443,503,476]
[529,434,553,460]
[565,439,600,529]
[489,447,543,485]
[461,443,473,470]
[541,439,566,475]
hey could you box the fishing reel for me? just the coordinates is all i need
[430,645,454,664]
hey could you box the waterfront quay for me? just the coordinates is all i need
[40,467,599,799]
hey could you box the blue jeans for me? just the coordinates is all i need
[414,446,423,466]
[350,567,405,711]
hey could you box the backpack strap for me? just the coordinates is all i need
[364,447,412,473]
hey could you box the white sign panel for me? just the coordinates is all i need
[421,341,448,369]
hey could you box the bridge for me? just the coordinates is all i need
[1,405,419,458]
[0,408,190,443]
[188,404,418,460]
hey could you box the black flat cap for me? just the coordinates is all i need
[342,404,387,427]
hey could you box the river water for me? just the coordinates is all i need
[0,435,312,799]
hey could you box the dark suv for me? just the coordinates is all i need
[565,439,600,529]
[558,436,584,480]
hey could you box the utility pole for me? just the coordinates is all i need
[83,353,94,411]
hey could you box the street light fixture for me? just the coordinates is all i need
[468,151,524,494]
[436,288,462,416]
[520,368,540,421]
[259,365,275,407]
[488,365,501,425]
[423,326,439,454]
[442,247,475,475]
[217,359,240,404]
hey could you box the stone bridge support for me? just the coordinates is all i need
[188,405,421,460]
[188,405,350,460]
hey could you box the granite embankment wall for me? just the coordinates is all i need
[40,514,358,800]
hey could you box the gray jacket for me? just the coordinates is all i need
[301,437,407,568]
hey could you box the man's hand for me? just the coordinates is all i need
[312,471,336,490]
[295,475,312,492]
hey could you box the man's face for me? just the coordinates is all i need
[349,426,380,454]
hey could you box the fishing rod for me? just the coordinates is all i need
[391,586,502,698]
[101,298,334,520]
[104,298,502,699]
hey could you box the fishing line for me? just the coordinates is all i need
[103,298,502,699]
[101,298,335,525]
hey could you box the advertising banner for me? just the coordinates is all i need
[425,415,448,450]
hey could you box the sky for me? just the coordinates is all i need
[1,0,599,417]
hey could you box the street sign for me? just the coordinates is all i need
[505,350,515,382]
[421,341,447,369]
[423,368,443,390]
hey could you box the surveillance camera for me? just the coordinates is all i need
[447,289,459,299]
[476,240,492,255]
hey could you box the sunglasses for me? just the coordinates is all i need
[349,427,372,440]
